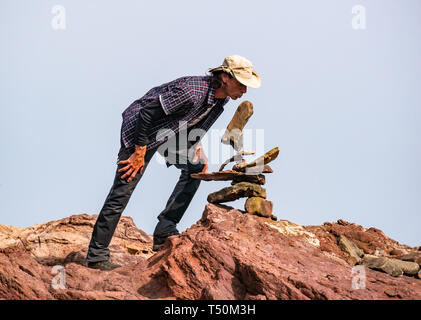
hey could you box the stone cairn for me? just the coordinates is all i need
[191,101,279,220]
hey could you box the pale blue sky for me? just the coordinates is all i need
[1,0,420,246]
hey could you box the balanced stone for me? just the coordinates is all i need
[191,170,265,184]
[231,175,265,185]
[233,147,279,172]
[245,197,273,218]
[219,150,255,171]
[221,101,253,151]
[246,165,273,174]
[207,182,266,204]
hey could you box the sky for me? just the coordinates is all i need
[1,0,420,247]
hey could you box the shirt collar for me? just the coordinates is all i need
[207,83,230,107]
[207,85,217,106]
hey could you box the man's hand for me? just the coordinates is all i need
[118,145,147,182]
[192,142,208,174]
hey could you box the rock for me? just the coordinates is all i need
[337,235,364,265]
[1,205,421,300]
[388,258,420,276]
[221,101,253,151]
[360,255,419,277]
[337,219,350,226]
[362,255,403,277]
[244,197,273,218]
[219,150,256,171]
[0,214,153,266]
[265,220,320,247]
[207,182,266,204]
[190,170,265,185]
[397,252,421,265]
[232,175,266,185]
[384,288,403,299]
[246,165,273,174]
[233,147,280,172]
[322,220,412,257]
[389,248,407,256]
[374,247,386,257]
[230,176,265,185]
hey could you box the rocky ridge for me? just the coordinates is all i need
[0,203,420,300]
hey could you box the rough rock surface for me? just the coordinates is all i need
[362,255,419,277]
[1,205,420,300]
[337,235,364,265]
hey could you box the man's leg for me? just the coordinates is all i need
[86,146,156,264]
[152,160,204,250]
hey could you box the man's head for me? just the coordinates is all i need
[210,71,247,100]
[209,55,261,100]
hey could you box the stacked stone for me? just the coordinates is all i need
[190,100,279,220]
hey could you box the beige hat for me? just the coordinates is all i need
[208,55,261,88]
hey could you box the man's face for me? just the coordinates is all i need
[223,75,247,100]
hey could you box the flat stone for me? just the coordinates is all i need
[232,175,265,185]
[219,150,256,171]
[244,197,273,218]
[207,182,266,204]
[191,170,265,184]
[244,165,273,174]
[397,252,421,265]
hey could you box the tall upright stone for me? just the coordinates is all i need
[221,101,254,151]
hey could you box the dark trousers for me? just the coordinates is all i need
[86,139,204,263]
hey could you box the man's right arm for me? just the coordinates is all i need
[118,98,166,182]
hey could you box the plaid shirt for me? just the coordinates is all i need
[121,76,230,151]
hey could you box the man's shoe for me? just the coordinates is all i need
[152,243,165,252]
[87,260,122,271]
[152,232,179,252]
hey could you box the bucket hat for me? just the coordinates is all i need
[208,55,261,88]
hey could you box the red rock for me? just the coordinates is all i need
[1,206,420,300]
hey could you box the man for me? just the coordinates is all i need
[85,55,261,270]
